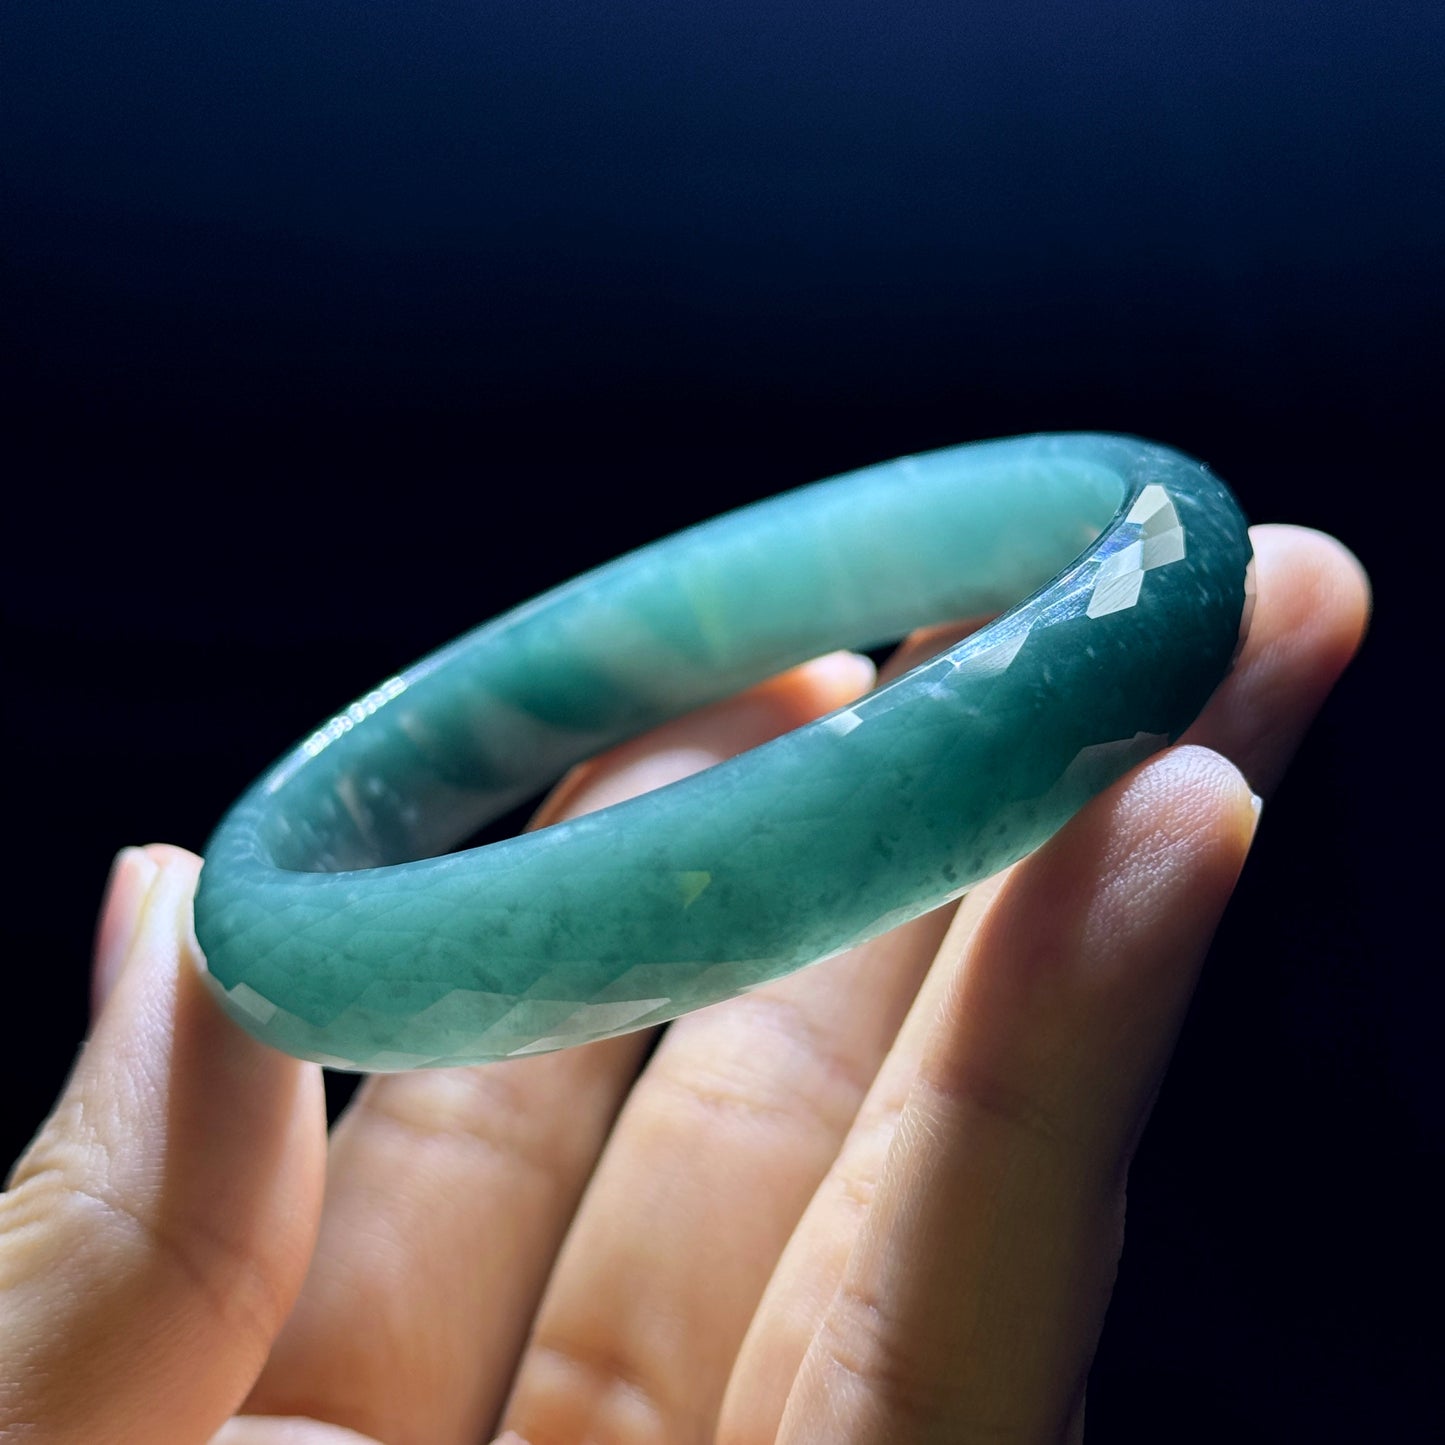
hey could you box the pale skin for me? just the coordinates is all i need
[1,525,1368,1445]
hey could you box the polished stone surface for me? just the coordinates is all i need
[194,433,1253,1069]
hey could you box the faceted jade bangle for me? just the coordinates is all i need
[194,433,1252,1071]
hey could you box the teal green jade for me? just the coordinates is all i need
[194,433,1253,1070]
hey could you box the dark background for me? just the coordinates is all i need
[4,2,1440,1438]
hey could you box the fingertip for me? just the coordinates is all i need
[137,840,205,876]
[1252,520,1371,591]
[1138,743,1259,847]
[1058,742,1257,885]
[91,846,207,1023]
[1250,523,1373,655]
[748,649,874,728]
[92,846,162,1020]
[792,648,877,705]
[726,649,875,739]
[1183,525,1370,796]
[1085,746,1259,949]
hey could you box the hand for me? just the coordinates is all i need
[1,525,1368,1445]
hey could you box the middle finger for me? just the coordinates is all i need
[245,654,874,1445]
[496,629,977,1445]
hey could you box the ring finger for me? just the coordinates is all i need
[495,627,981,1445]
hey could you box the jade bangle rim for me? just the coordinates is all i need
[194,433,1252,1071]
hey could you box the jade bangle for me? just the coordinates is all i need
[194,433,1252,1070]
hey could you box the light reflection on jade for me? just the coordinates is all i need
[194,433,1253,1070]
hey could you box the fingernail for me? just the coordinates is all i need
[92,847,162,1021]
[1249,791,1264,829]
[806,649,876,698]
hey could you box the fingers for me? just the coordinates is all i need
[499,524,1370,1444]
[1180,524,1370,796]
[495,629,974,1445]
[721,522,1371,1441]
[777,747,1259,1443]
[245,654,875,1445]
[1,846,327,1445]
[496,913,955,1445]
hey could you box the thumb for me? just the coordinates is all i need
[2,845,327,1445]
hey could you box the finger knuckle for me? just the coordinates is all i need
[654,993,877,1146]
[816,1273,950,1430]
[918,1056,1076,1156]
[2,1105,286,1360]
[358,1068,593,1194]
[511,1334,677,1445]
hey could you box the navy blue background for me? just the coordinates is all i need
[4,3,1440,1438]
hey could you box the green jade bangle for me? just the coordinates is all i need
[195,433,1253,1070]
